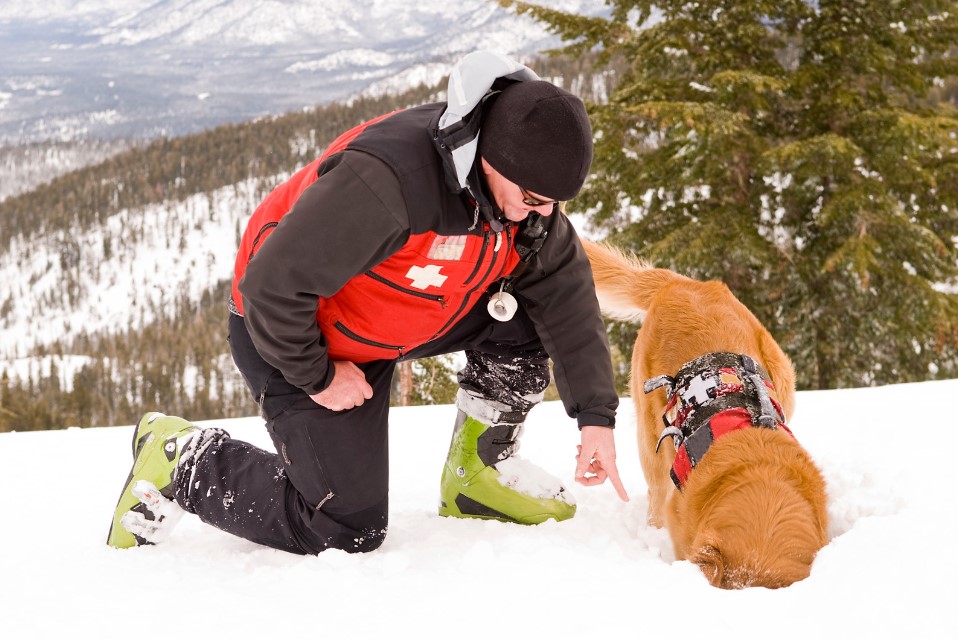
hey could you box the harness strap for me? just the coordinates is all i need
[513,212,548,263]
[670,407,755,488]
[740,355,779,428]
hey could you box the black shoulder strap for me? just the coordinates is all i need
[514,212,549,262]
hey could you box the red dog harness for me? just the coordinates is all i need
[644,352,795,490]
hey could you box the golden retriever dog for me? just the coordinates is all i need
[584,240,828,589]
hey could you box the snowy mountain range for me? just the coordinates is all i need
[0,1,613,412]
[0,0,609,145]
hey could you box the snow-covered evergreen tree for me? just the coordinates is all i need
[507,0,958,388]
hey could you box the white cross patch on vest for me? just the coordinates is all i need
[405,264,448,290]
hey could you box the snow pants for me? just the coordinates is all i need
[172,300,550,555]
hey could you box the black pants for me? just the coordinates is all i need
[173,300,550,555]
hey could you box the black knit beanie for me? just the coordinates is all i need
[478,80,593,201]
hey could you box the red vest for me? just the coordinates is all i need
[232,111,521,362]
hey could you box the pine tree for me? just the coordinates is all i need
[505,0,958,388]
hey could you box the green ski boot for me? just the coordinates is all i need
[106,412,199,548]
[439,405,576,525]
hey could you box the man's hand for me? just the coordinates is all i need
[575,425,629,502]
[309,360,374,411]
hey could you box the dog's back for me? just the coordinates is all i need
[584,240,826,589]
[583,240,796,418]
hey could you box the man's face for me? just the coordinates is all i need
[480,157,557,223]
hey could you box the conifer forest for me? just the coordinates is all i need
[1,1,956,431]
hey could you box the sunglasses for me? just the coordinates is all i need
[519,186,558,208]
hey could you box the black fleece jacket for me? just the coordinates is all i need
[239,128,617,428]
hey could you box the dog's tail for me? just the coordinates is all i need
[583,240,692,322]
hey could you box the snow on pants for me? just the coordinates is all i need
[173,300,550,555]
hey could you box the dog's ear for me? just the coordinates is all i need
[690,540,726,588]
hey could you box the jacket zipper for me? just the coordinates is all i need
[334,321,405,357]
[463,229,491,285]
[248,221,279,261]
[472,226,511,296]
[430,224,514,340]
[364,270,446,306]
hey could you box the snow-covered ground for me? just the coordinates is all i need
[1,378,955,638]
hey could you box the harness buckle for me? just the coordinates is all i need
[643,374,675,396]
[740,355,783,425]
[656,426,684,453]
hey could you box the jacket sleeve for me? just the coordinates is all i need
[239,150,410,394]
[513,213,618,428]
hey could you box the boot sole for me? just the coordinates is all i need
[106,413,190,548]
